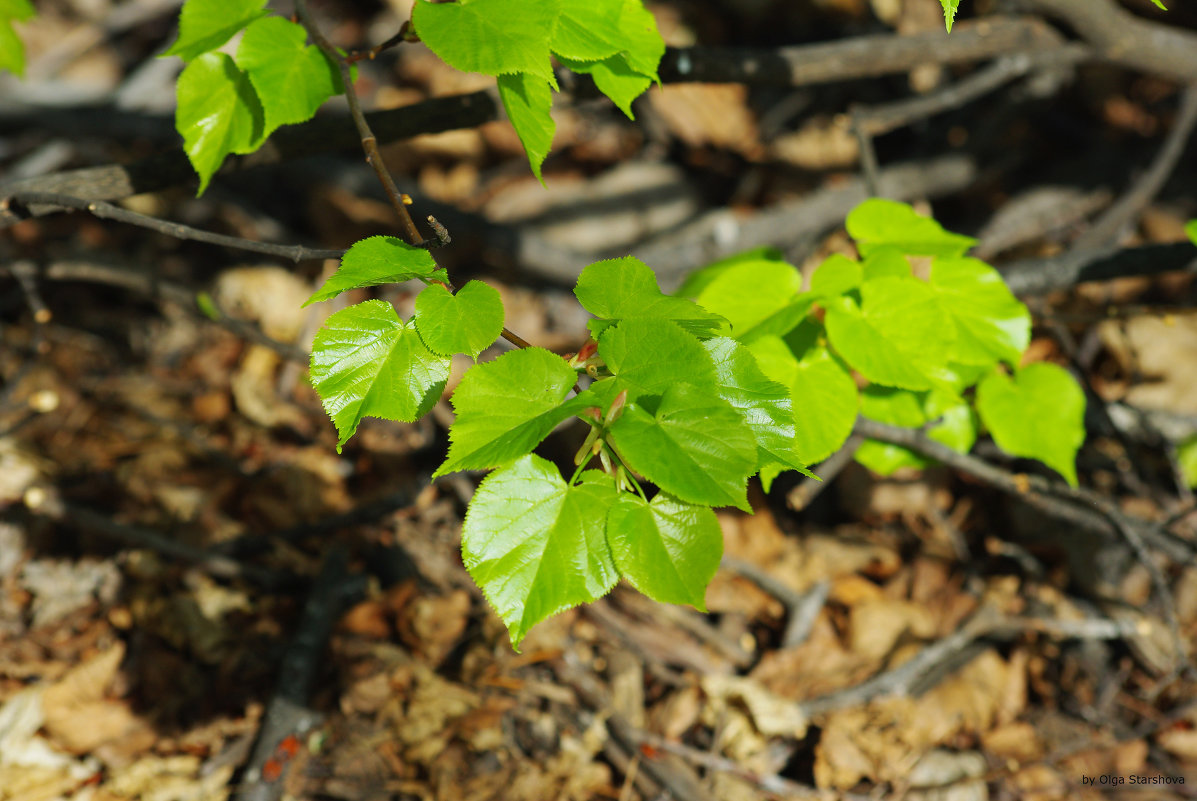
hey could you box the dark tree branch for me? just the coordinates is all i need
[1000,242,1197,296]
[1,192,345,262]
[1073,82,1197,250]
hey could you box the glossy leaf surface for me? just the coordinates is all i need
[607,494,721,608]
[414,280,505,359]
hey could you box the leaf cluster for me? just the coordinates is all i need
[680,199,1087,488]
[162,0,350,193]
[410,0,664,182]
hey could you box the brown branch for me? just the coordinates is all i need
[1017,0,1197,84]
[657,16,1066,86]
[1072,82,1197,249]
[2,192,345,262]
[999,242,1197,296]
[854,417,1189,672]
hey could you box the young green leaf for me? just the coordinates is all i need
[1149,0,1167,9]
[855,385,928,475]
[695,258,803,339]
[976,363,1086,486]
[607,493,722,609]
[790,345,859,464]
[497,72,555,183]
[305,236,447,306]
[824,276,955,390]
[163,0,268,62]
[0,0,33,78]
[1178,436,1197,488]
[175,52,265,195]
[435,347,593,477]
[675,247,786,299]
[860,247,911,280]
[846,199,976,257]
[414,280,505,359]
[608,384,757,511]
[234,16,341,138]
[809,254,862,299]
[462,454,618,649]
[608,0,664,78]
[940,0,961,32]
[1185,219,1197,245]
[704,338,811,475]
[410,0,558,83]
[310,300,450,450]
[550,0,625,61]
[558,53,651,119]
[576,257,726,338]
[929,257,1030,367]
[599,318,716,398]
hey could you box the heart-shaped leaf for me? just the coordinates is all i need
[976,363,1085,485]
[414,280,505,359]
[462,454,618,649]
[607,493,722,609]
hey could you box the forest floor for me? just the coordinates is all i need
[2,1,1197,800]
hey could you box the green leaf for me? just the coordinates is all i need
[607,493,721,609]
[1149,0,1167,9]
[824,276,955,390]
[976,363,1086,486]
[0,18,25,78]
[861,247,911,280]
[576,257,726,338]
[856,386,978,475]
[745,334,799,386]
[609,384,757,511]
[410,0,558,83]
[559,53,651,119]
[550,0,624,61]
[497,72,555,183]
[930,257,1029,368]
[305,236,447,306]
[940,0,960,31]
[855,385,928,475]
[163,0,268,62]
[599,318,716,398]
[790,345,859,464]
[846,199,976,257]
[1178,436,1197,488]
[462,454,618,649]
[676,247,785,299]
[310,300,450,450]
[235,16,341,138]
[809,254,862,298]
[175,52,265,195]
[609,0,664,78]
[0,0,34,19]
[1185,219,1197,245]
[436,347,592,476]
[704,338,811,475]
[414,280,505,359]
[695,258,803,339]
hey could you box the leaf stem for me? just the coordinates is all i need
[293,1,532,352]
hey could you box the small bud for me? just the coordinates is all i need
[604,390,627,425]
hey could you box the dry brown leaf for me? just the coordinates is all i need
[701,674,808,739]
[648,84,761,156]
[771,116,859,170]
[848,598,937,662]
[1097,313,1197,415]
[751,614,877,700]
[395,589,471,667]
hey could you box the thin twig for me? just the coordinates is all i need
[292,2,533,352]
[854,417,1189,673]
[0,192,345,262]
[1073,83,1197,250]
[37,259,307,363]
